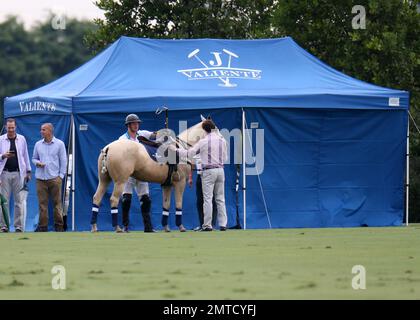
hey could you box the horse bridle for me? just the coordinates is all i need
[175,136,193,150]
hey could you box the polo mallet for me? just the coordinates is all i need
[155,106,171,161]
[222,49,239,68]
[188,49,209,68]
[229,164,242,229]
[156,105,169,129]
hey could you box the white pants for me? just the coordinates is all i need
[201,168,227,229]
[0,171,26,230]
[123,177,149,197]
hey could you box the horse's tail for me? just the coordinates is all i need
[100,146,109,174]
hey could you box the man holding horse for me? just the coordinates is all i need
[173,119,228,231]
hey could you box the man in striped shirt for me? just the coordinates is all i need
[193,155,217,231]
[176,119,228,231]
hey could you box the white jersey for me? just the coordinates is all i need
[118,130,153,142]
[194,154,203,175]
[119,130,154,190]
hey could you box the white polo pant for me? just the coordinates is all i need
[201,168,227,229]
[123,177,149,198]
[0,171,26,230]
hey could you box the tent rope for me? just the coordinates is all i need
[409,111,420,135]
[244,119,272,229]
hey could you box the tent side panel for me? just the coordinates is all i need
[244,108,407,228]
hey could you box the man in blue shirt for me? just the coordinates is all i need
[32,123,67,232]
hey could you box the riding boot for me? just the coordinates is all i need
[122,193,132,228]
[140,194,154,232]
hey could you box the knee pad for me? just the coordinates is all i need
[122,193,132,205]
[122,193,132,214]
[140,194,151,213]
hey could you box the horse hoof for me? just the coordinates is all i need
[91,224,98,233]
[163,225,171,232]
[179,225,186,232]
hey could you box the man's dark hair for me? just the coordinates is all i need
[6,118,16,125]
[202,119,216,133]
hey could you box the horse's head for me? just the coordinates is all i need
[177,114,221,147]
[155,114,220,150]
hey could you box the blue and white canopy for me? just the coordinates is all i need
[4,36,409,117]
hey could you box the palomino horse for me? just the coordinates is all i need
[90,118,207,232]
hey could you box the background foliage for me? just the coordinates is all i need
[1,1,419,220]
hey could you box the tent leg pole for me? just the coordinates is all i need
[242,108,247,230]
[71,116,76,231]
[406,115,409,226]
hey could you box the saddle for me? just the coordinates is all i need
[138,137,178,186]
[138,137,159,161]
[138,136,188,187]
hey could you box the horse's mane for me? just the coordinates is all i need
[177,121,206,146]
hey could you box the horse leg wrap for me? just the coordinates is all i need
[111,207,118,227]
[175,208,182,227]
[161,208,169,226]
[122,193,132,227]
[91,204,99,224]
[140,194,153,231]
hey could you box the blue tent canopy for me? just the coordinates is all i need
[6,36,408,114]
[3,37,409,231]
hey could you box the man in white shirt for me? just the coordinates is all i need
[0,118,31,232]
[118,114,156,233]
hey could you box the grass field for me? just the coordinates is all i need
[0,226,419,299]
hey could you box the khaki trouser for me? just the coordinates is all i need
[0,171,25,230]
[36,177,63,228]
[201,168,228,229]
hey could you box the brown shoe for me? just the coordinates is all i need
[178,224,186,232]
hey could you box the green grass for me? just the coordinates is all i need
[0,226,419,299]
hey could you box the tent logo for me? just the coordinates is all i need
[19,101,56,113]
[177,49,262,87]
